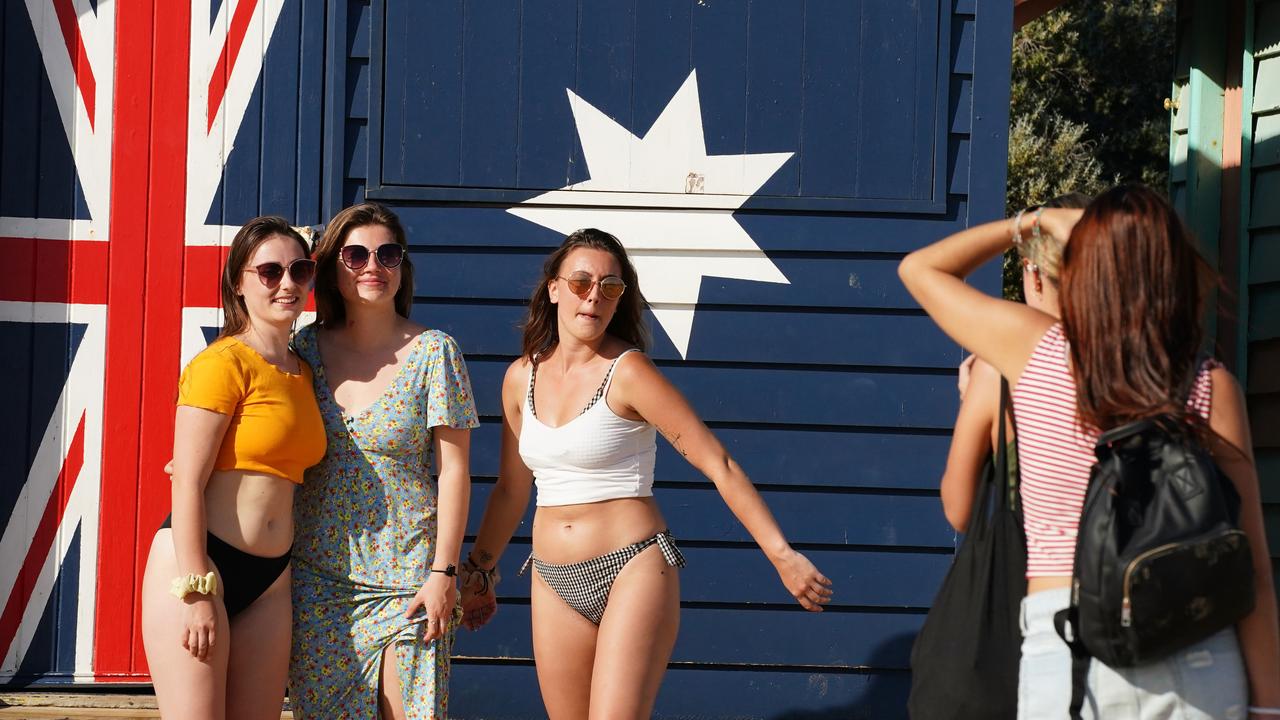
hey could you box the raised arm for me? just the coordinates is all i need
[940,358,1000,532]
[897,211,1079,386]
[610,353,833,611]
[169,405,231,660]
[461,359,536,628]
[1206,368,1280,712]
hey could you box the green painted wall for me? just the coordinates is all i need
[1174,0,1280,590]
[1243,0,1280,587]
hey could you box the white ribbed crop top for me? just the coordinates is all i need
[519,349,657,507]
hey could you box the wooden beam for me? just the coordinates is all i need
[1014,0,1070,29]
[1219,0,1246,372]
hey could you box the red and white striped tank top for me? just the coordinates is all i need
[1011,323,1216,578]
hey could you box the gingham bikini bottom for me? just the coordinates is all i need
[520,530,686,625]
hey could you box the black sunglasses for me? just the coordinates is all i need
[246,258,316,287]
[340,243,405,270]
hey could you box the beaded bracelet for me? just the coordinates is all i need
[1010,209,1027,246]
[1031,206,1047,242]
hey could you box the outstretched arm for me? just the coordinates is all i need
[611,354,833,611]
[897,210,1079,386]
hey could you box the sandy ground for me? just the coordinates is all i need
[0,692,293,719]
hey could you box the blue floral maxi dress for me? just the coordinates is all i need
[289,326,480,719]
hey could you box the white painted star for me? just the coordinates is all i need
[508,70,792,358]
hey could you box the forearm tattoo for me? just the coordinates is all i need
[660,427,689,457]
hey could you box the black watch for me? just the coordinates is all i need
[432,564,457,577]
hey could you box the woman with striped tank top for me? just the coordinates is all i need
[900,185,1279,718]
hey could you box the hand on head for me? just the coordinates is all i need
[1035,207,1084,245]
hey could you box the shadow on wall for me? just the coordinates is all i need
[769,632,916,720]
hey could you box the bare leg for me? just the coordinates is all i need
[531,568,600,720]
[588,546,680,720]
[378,642,409,720]
[225,566,291,720]
[141,530,230,720]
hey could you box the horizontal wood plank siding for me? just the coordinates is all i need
[327,0,1012,715]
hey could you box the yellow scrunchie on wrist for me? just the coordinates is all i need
[169,572,218,599]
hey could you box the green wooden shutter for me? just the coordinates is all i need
[1241,0,1280,583]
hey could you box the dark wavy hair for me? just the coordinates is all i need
[311,202,413,326]
[521,228,649,360]
[1059,184,1213,432]
[220,216,309,339]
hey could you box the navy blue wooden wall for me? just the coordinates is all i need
[0,0,1012,711]
[324,1,1014,717]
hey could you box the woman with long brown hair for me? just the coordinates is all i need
[900,185,1280,718]
[457,228,832,718]
[141,217,325,720]
[287,202,478,720]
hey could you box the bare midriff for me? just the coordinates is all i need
[1027,575,1072,594]
[531,496,665,564]
[202,469,296,558]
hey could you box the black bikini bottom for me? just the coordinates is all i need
[159,515,291,618]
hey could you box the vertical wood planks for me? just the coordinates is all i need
[460,1,520,189]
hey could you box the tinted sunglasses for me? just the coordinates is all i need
[246,258,316,287]
[340,243,405,270]
[558,272,627,301]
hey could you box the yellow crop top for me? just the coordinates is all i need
[177,336,326,484]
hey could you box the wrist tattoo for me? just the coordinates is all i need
[476,549,493,565]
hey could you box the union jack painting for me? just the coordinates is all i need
[0,0,311,682]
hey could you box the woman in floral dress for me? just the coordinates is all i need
[289,202,479,719]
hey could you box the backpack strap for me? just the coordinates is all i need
[995,378,1010,512]
[998,378,1021,512]
[1053,605,1091,719]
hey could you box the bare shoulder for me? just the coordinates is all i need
[608,348,662,390]
[399,318,430,345]
[503,356,532,387]
[1209,365,1243,395]
[1208,365,1247,424]
[492,358,528,419]
[1207,366,1254,462]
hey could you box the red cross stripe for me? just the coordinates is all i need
[0,0,287,680]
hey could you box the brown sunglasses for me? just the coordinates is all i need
[245,258,316,287]
[340,243,405,270]
[558,272,627,300]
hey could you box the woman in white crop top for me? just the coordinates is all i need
[900,185,1279,719]
[458,228,832,719]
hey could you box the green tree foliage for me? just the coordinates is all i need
[1003,0,1176,299]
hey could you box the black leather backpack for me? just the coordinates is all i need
[1054,414,1255,717]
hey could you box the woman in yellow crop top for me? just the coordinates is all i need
[140,216,325,720]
